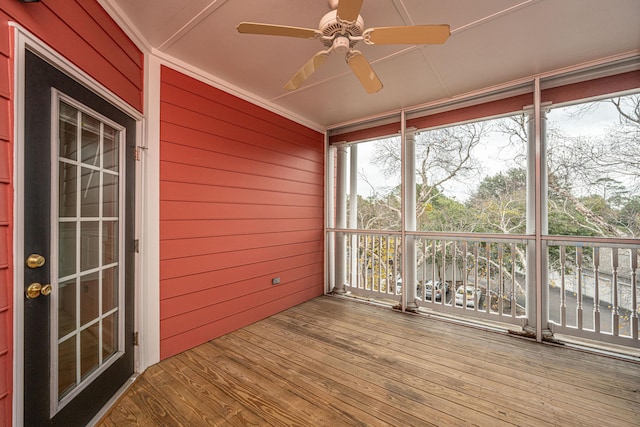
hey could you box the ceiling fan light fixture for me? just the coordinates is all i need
[333,36,350,54]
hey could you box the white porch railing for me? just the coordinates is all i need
[335,230,640,349]
[342,231,529,327]
[546,239,639,347]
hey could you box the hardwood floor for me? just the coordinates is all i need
[97,296,640,426]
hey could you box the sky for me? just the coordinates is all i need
[349,94,638,202]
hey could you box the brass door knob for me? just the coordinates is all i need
[25,283,52,299]
[26,254,46,269]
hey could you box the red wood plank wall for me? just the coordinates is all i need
[159,66,325,359]
[0,1,143,425]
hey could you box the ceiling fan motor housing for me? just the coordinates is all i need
[319,10,364,48]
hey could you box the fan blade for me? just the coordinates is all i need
[236,22,320,39]
[365,25,450,45]
[284,50,330,91]
[346,51,382,94]
[337,0,364,22]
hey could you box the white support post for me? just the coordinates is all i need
[349,145,359,289]
[403,128,418,312]
[525,84,550,342]
[333,145,349,294]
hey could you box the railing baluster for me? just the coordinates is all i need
[560,245,567,327]
[498,243,504,316]
[632,248,638,341]
[431,240,437,303]
[612,248,619,336]
[452,241,458,308]
[462,241,468,310]
[593,247,600,333]
[485,242,491,314]
[365,236,371,291]
[576,247,584,331]
[510,243,517,318]
[474,242,479,312]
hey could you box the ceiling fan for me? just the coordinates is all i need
[236,0,450,94]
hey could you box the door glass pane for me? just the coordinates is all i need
[102,313,117,360]
[80,273,99,327]
[80,167,100,217]
[80,323,99,379]
[58,279,76,338]
[58,336,77,398]
[59,102,77,160]
[59,163,77,217]
[80,221,100,271]
[102,267,118,313]
[81,115,100,165]
[102,173,118,217]
[103,221,118,265]
[103,125,118,171]
[55,97,124,406]
[59,223,76,278]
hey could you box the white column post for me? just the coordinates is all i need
[333,145,349,294]
[403,128,419,311]
[349,145,359,288]
[525,87,550,341]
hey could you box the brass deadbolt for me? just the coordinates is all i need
[25,283,52,299]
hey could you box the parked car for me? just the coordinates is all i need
[423,280,453,302]
[455,285,481,308]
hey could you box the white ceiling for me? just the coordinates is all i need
[105,0,640,130]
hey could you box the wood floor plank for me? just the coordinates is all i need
[160,355,268,426]
[282,300,640,425]
[244,318,518,426]
[98,296,640,427]
[298,298,640,400]
[211,333,408,426]
[219,329,442,426]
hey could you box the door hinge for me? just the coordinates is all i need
[133,331,139,346]
[133,239,139,253]
[135,146,147,161]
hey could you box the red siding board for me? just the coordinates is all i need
[542,70,640,104]
[160,142,322,184]
[160,218,321,240]
[161,162,322,196]
[160,264,323,318]
[161,82,321,150]
[2,1,143,112]
[74,0,143,68]
[159,67,324,360]
[160,201,322,222]
[0,14,9,57]
[161,102,321,162]
[161,122,324,175]
[160,283,322,351]
[160,230,323,260]
[47,0,142,89]
[160,242,321,281]
[160,182,323,207]
[0,100,8,143]
[0,56,9,99]
[161,283,322,341]
[161,67,320,142]
[160,251,323,297]
[160,286,322,360]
